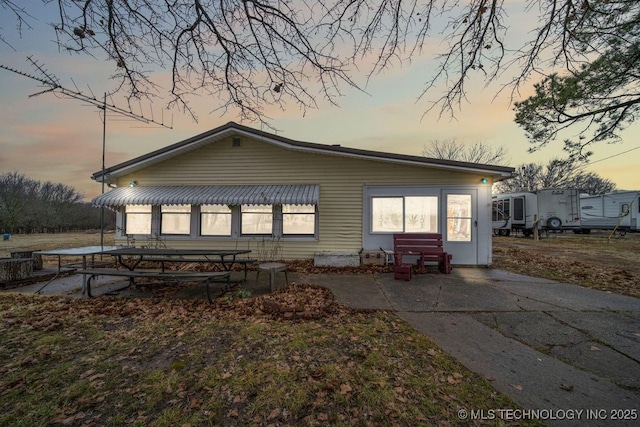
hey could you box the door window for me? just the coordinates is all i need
[447,194,472,242]
[513,197,525,221]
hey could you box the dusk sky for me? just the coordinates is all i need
[1,2,637,201]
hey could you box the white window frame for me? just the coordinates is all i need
[446,194,473,242]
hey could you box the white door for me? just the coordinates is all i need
[443,190,478,265]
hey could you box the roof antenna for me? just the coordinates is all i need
[0,56,174,251]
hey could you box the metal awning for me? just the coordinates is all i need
[92,184,319,207]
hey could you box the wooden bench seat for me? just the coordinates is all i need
[393,233,452,280]
[76,268,231,302]
[139,257,256,279]
[63,260,113,269]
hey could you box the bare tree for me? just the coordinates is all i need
[0,172,103,233]
[38,182,83,232]
[494,159,616,195]
[0,172,39,233]
[2,0,638,142]
[422,139,509,165]
[571,172,618,196]
[12,0,362,124]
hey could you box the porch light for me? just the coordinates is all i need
[480,178,488,184]
[129,181,138,187]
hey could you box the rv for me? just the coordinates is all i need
[578,191,640,234]
[492,188,581,236]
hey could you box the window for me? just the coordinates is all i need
[492,199,510,221]
[503,199,511,218]
[283,204,316,235]
[161,205,191,235]
[621,203,630,215]
[371,196,438,233]
[371,197,403,232]
[405,196,438,232]
[124,202,318,239]
[125,205,152,234]
[447,194,472,242]
[241,205,273,235]
[513,197,525,221]
[201,204,232,236]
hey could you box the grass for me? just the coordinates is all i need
[4,230,638,426]
[492,232,640,298]
[0,231,116,268]
[0,293,539,426]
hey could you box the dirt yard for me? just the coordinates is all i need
[0,231,114,255]
[0,232,115,268]
[492,231,640,298]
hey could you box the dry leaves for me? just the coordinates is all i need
[493,236,640,298]
[0,286,535,427]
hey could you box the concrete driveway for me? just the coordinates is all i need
[295,269,640,426]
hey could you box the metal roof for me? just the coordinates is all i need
[92,184,320,207]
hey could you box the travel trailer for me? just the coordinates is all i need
[578,191,640,233]
[492,188,581,236]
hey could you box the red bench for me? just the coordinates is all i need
[393,233,452,280]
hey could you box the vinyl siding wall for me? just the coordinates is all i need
[112,136,491,259]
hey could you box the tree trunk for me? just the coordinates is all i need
[0,258,34,282]
[11,251,43,270]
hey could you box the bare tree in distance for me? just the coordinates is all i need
[422,139,509,166]
[0,172,39,234]
[1,0,638,146]
[571,172,619,196]
[494,159,616,195]
[0,172,110,233]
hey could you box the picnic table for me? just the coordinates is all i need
[79,248,253,301]
[75,268,232,301]
[101,247,253,274]
[34,245,123,294]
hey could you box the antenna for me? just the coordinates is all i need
[1,57,173,128]
[1,57,174,250]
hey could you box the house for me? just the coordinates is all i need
[91,122,514,266]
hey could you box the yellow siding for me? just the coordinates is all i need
[114,136,488,259]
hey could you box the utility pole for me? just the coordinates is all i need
[101,92,107,249]
[0,57,172,249]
